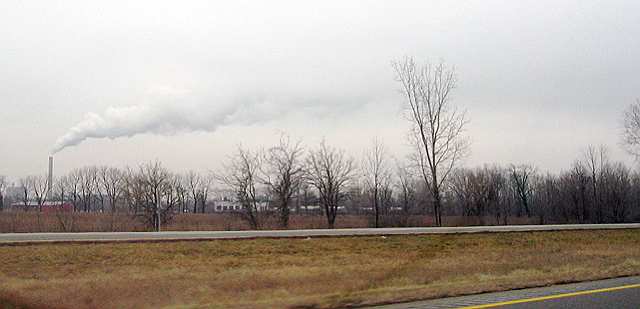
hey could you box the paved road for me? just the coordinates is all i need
[0,223,639,244]
[505,287,640,309]
[372,276,640,309]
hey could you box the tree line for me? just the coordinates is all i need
[2,141,639,231]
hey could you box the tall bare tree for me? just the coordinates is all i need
[509,164,536,217]
[393,57,469,226]
[79,167,95,212]
[362,139,392,228]
[0,175,6,211]
[602,162,632,223]
[163,174,183,217]
[306,141,356,229]
[175,175,189,213]
[583,145,609,223]
[199,174,213,213]
[563,161,590,223]
[28,175,50,211]
[122,167,145,214]
[53,176,67,203]
[215,146,263,229]
[17,178,31,209]
[137,161,176,231]
[52,176,77,232]
[532,173,560,225]
[63,169,82,212]
[184,171,213,214]
[99,166,125,213]
[186,171,202,214]
[90,167,106,212]
[261,135,305,228]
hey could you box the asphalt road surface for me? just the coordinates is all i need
[0,223,639,244]
[505,287,640,309]
[373,276,640,309]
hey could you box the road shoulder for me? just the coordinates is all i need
[370,276,640,309]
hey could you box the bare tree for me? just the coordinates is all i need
[602,162,632,223]
[22,175,49,231]
[122,167,145,214]
[486,166,509,225]
[509,164,536,217]
[0,175,6,211]
[583,145,609,223]
[28,175,50,210]
[79,167,95,212]
[176,175,190,213]
[136,161,176,231]
[66,169,82,212]
[53,176,67,203]
[450,166,507,225]
[163,174,183,218]
[450,169,474,217]
[306,141,356,229]
[395,160,417,223]
[183,171,213,214]
[52,176,77,232]
[362,139,392,228]
[199,174,213,213]
[99,166,125,213]
[17,178,31,209]
[90,167,106,212]
[215,146,263,229]
[393,57,469,226]
[261,135,305,228]
[186,171,202,214]
[562,161,590,223]
[532,173,560,225]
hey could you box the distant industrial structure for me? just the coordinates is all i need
[47,155,53,199]
[4,155,72,212]
[8,201,73,212]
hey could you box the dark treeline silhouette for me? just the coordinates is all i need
[1,142,639,232]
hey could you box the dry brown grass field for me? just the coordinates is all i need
[0,230,639,309]
[0,212,538,233]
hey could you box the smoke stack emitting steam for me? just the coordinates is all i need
[48,155,53,199]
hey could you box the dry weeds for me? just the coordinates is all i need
[0,230,638,308]
[0,212,538,233]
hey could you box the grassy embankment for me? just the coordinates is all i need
[0,230,639,308]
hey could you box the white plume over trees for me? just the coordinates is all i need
[52,101,233,154]
[51,91,353,154]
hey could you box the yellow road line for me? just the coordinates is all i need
[461,284,640,308]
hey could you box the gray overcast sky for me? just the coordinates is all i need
[1,0,639,180]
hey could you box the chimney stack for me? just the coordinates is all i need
[48,156,53,199]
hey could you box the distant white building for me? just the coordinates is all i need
[9,200,73,212]
[211,199,270,212]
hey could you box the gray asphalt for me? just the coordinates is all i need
[0,223,639,244]
[372,276,640,309]
[506,287,640,309]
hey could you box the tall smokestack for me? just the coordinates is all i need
[48,156,53,199]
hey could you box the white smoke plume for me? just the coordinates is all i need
[51,92,364,154]
[52,94,270,154]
